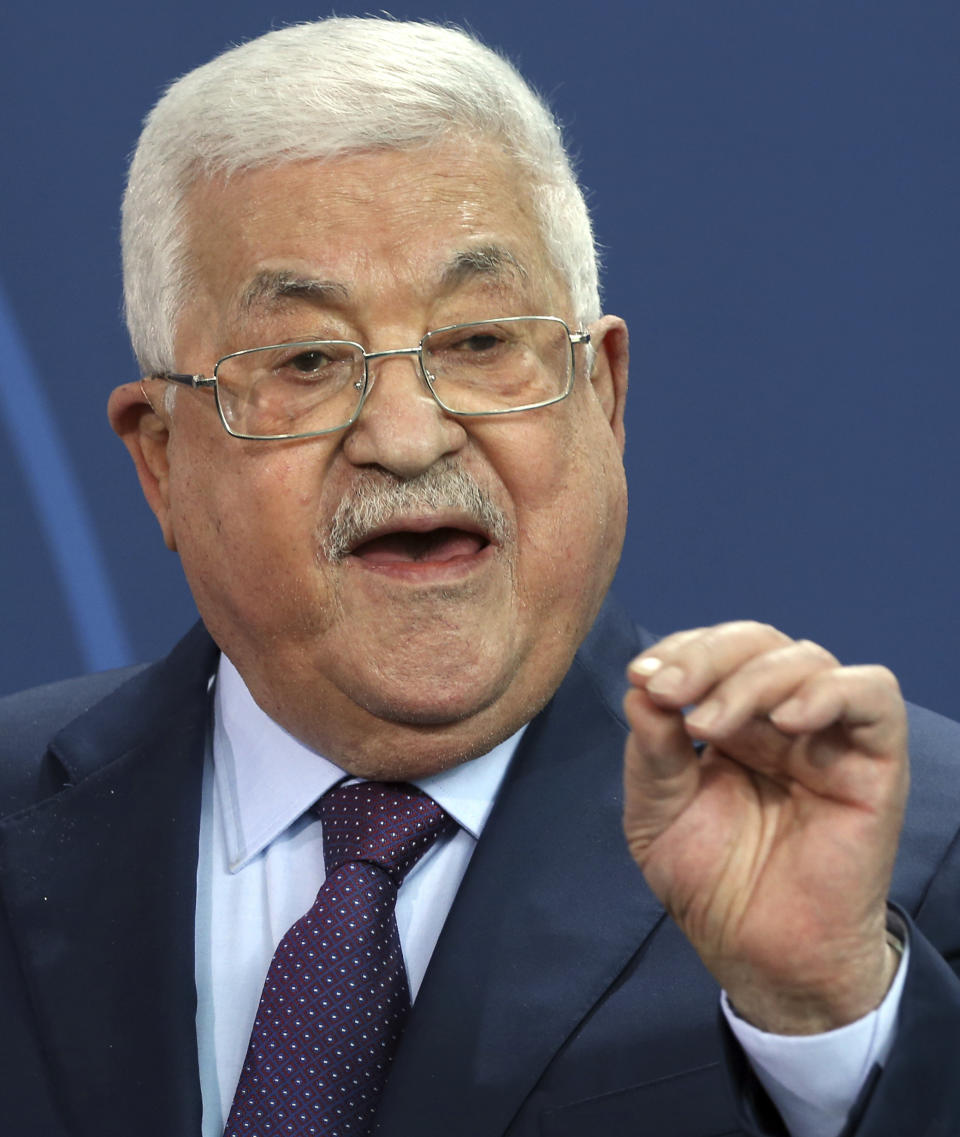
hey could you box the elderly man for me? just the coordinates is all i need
[1,17,958,1137]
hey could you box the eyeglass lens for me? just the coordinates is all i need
[214,317,574,439]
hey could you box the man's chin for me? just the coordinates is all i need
[334,742,489,782]
[328,682,529,778]
[359,692,493,727]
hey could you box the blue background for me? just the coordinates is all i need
[2,1,958,719]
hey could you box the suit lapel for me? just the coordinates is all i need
[0,602,657,1136]
[376,602,665,1137]
[0,624,218,1137]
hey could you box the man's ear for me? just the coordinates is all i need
[586,315,629,454]
[107,381,178,551]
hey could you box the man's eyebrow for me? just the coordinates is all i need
[238,249,526,312]
[239,270,350,311]
[439,245,529,290]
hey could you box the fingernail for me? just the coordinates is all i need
[628,656,663,677]
[646,665,686,697]
[686,703,719,733]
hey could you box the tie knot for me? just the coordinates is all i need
[317,781,454,886]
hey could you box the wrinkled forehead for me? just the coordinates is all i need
[177,143,570,333]
[232,245,537,323]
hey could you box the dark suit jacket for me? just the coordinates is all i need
[1,598,959,1137]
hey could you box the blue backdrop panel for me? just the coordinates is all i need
[1,1,957,719]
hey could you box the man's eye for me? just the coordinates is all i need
[447,332,506,354]
[463,334,500,352]
[287,350,332,373]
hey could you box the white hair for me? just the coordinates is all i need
[122,17,601,374]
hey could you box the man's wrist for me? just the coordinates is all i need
[721,915,904,1036]
[722,913,909,1137]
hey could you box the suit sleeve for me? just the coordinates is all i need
[727,908,960,1136]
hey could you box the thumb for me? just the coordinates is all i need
[623,684,702,867]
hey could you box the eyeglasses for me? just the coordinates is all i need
[150,315,590,440]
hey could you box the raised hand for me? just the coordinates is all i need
[623,621,909,1034]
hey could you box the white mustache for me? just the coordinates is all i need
[319,463,510,563]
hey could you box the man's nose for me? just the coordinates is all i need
[341,350,468,478]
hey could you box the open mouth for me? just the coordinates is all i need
[350,526,489,565]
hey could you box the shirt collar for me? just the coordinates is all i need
[213,653,523,872]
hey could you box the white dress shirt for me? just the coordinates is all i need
[195,654,905,1137]
[195,655,519,1134]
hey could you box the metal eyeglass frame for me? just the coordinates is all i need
[150,315,591,441]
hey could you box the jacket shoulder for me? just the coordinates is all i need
[0,620,219,816]
[0,666,149,741]
[0,666,148,811]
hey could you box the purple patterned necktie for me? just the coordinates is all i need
[224,781,455,1137]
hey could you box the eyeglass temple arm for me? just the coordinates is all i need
[151,371,217,389]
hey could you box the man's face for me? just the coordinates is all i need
[112,142,628,777]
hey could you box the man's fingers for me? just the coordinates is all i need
[622,685,701,862]
[678,663,908,797]
[628,621,793,708]
[769,664,907,754]
[626,624,908,821]
[683,639,839,738]
[629,625,904,750]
